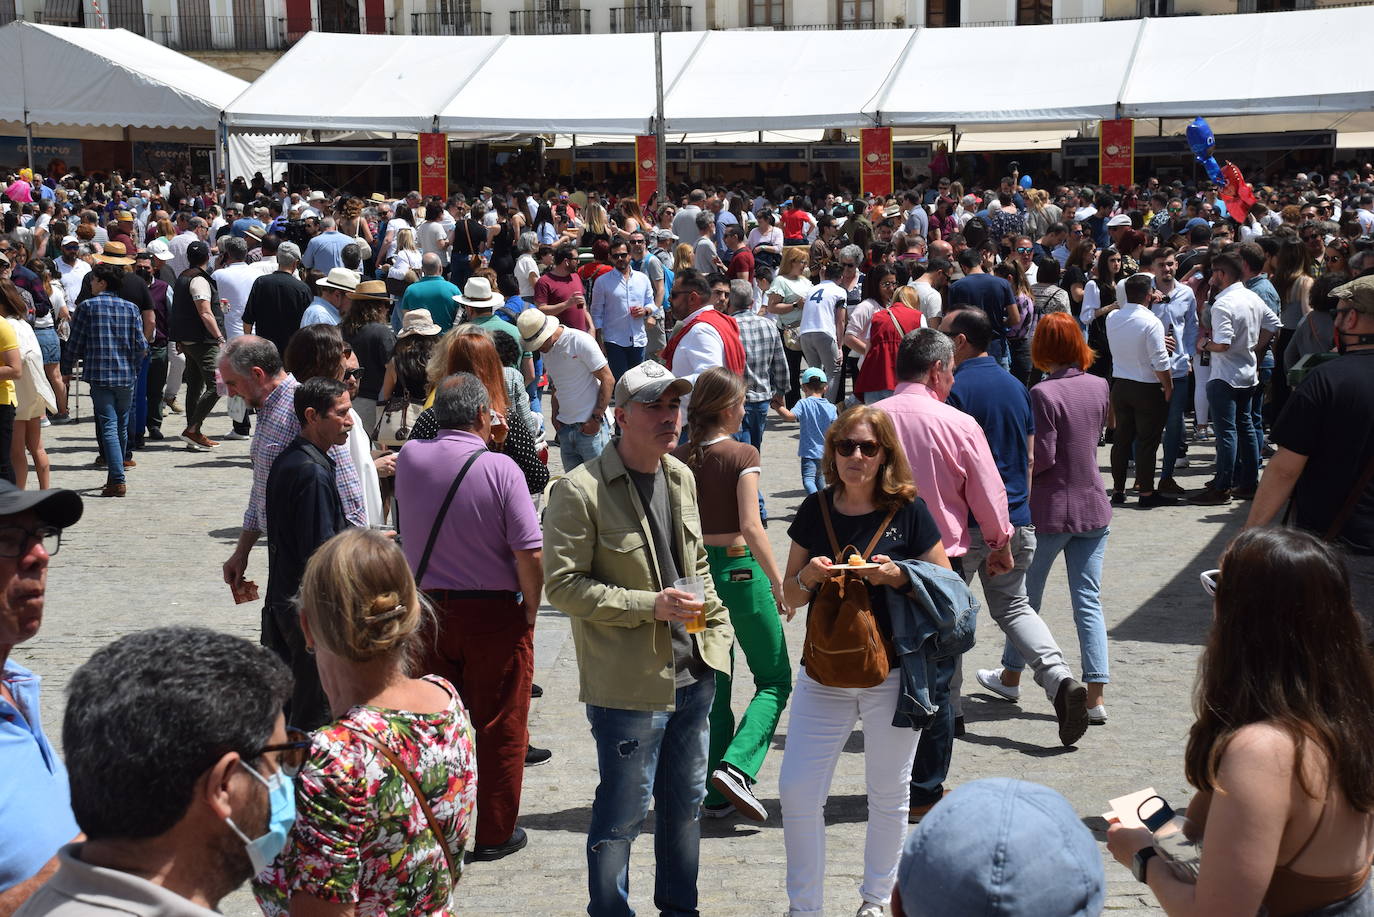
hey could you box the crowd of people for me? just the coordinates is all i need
[2,159,1374,917]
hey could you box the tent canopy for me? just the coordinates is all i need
[223,8,1374,137]
[0,20,246,131]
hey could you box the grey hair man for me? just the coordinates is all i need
[301,215,353,280]
[727,278,787,456]
[693,211,719,273]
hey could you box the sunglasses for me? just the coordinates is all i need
[343,367,364,381]
[1016,247,1033,254]
[253,726,311,776]
[834,438,880,458]
[613,252,630,258]
[1200,569,1219,598]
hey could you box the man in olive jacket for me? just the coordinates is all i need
[544,360,733,917]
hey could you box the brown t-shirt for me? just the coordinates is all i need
[672,437,762,536]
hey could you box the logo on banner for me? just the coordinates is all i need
[860,128,893,199]
[1099,119,1134,188]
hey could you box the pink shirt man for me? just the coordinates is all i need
[875,381,1012,558]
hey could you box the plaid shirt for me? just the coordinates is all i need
[68,292,147,387]
[734,310,788,403]
[243,373,366,533]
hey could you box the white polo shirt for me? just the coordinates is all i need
[1105,301,1171,385]
[1209,282,1280,390]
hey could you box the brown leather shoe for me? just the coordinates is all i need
[193,431,220,448]
[123,458,137,469]
[101,482,127,498]
[909,789,951,823]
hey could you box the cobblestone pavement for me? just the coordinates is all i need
[19,395,1246,917]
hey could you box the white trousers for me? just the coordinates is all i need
[164,346,186,400]
[779,668,919,915]
[1194,359,1211,427]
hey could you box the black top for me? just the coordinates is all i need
[788,490,943,642]
[265,437,350,608]
[168,267,222,344]
[1272,349,1374,554]
[450,219,486,257]
[344,321,396,401]
[76,270,153,315]
[408,406,549,496]
[244,270,313,357]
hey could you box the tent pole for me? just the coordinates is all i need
[24,120,33,175]
[654,29,665,207]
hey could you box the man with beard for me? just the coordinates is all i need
[14,626,296,917]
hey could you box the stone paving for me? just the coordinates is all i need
[18,392,1248,917]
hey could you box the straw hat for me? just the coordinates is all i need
[95,241,135,265]
[518,310,558,351]
[454,276,504,310]
[346,280,393,301]
[398,309,442,338]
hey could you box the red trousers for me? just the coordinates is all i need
[419,592,533,846]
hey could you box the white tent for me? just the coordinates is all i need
[0,20,246,131]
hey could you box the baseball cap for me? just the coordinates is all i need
[146,238,172,261]
[1332,275,1374,315]
[61,235,79,247]
[276,241,302,266]
[1107,214,1132,228]
[186,240,210,262]
[613,361,692,409]
[896,779,1104,917]
[800,367,827,384]
[651,228,678,241]
[0,480,83,529]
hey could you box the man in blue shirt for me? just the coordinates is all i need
[0,480,84,913]
[300,217,353,280]
[941,307,1085,746]
[948,247,1016,369]
[591,239,656,380]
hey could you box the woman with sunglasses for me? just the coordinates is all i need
[255,528,479,917]
[1108,527,1374,917]
[779,405,951,917]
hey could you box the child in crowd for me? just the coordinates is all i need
[793,367,837,494]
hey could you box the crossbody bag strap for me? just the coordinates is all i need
[345,728,458,883]
[414,450,483,585]
[1325,449,1374,542]
[818,490,843,556]
[862,505,900,559]
[462,220,475,254]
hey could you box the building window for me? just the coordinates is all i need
[1138,0,1171,15]
[837,0,874,25]
[750,0,783,26]
[926,0,959,26]
[1016,0,1051,24]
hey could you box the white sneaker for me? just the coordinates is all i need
[40,415,50,428]
[856,903,885,917]
[710,764,767,822]
[1088,704,1108,725]
[1176,456,1191,468]
[976,667,1021,702]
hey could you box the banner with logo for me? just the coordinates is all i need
[1099,119,1134,188]
[860,127,893,199]
[635,135,658,206]
[0,136,83,175]
[418,133,448,199]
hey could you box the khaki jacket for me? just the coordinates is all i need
[543,444,732,711]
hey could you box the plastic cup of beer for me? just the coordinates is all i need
[674,575,707,634]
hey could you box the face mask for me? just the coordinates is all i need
[225,760,296,874]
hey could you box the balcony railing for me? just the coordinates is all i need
[144,13,394,51]
[778,19,896,28]
[509,7,590,32]
[608,4,693,31]
[411,10,492,34]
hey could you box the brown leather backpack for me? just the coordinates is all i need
[802,495,897,689]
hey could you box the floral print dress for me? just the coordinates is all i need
[255,675,478,917]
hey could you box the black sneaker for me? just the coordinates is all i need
[710,764,767,822]
[1137,492,1178,509]
[524,745,552,767]
[466,827,528,863]
[1189,486,1232,506]
[1110,491,1126,506]
[530,682,544,698]
[146,428,165,441]
[1054,678,1089,747]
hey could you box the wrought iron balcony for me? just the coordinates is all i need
[608,4,693,31]
[509,7,591,32]
[411,10,492,34]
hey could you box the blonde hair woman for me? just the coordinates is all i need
[387,227,423,283]
[767,245,814,412]
[673,241,695,274]
[254,528,478,917]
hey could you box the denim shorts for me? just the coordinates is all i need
[34,327,59,364]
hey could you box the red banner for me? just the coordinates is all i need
[418,133,447,199]
[635,135,658,206]
[1099,119,1134,188]
[860,128,893,199]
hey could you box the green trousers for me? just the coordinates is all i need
[703,545,793,807]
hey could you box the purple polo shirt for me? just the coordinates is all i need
[395,430,541,592]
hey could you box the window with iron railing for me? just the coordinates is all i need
[926,0,959,25]
[1015,0,1051,24]
[837,0,874,25]
[750,0,784,26]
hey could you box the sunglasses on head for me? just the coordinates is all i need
[834,438,880,458]
[1200,569,1219,598]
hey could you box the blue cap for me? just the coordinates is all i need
[800,367,828,384]
[897,779,1104,917]
[1182,217,1211,234]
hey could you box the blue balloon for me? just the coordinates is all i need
[1186,117,1216,161]
[1019,174,1032,189]
[1201,156,1225,183]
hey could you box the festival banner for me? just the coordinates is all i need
[635,135,658,205]
[0,136,83,175]
[418,133,448,199]
[860,127,894,199]
[1099,119,1134,188]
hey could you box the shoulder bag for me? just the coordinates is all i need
[463,222,482,272]
[345,727,459,885]
[371,397,413,448]
[802,494,898,689]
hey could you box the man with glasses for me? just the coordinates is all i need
[16,626,297,917]
[591,240,656,381]
[1052,223,1083,268]
[533,244,589,333]
[0,482,82,915]
[628,231,667,360]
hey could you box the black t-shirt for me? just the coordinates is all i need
[243,271,312,357]
[787,489,943,644]
[344,321,396,401]
[451,219,486,257]
[1271,349,1374,553]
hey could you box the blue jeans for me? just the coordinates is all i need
[559,422,611,472]
[91,384,133,484]
[605,342,644,381]
[128,354,150,448]
[585,676,715,917]
[800,457,825,494]
[733,400,769,522]
[988,336,1011,370]
[1003,526,1111,683]
[905,655,958,808]
[1206,378,1257,491]
[862,389,893,404]
[1160,375,1188,481]
[1248,367,1271,456]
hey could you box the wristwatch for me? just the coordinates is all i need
[1132,846,1157,884]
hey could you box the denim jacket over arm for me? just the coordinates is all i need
[888,559,980,729]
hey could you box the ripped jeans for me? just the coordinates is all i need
[585,675,715,917]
